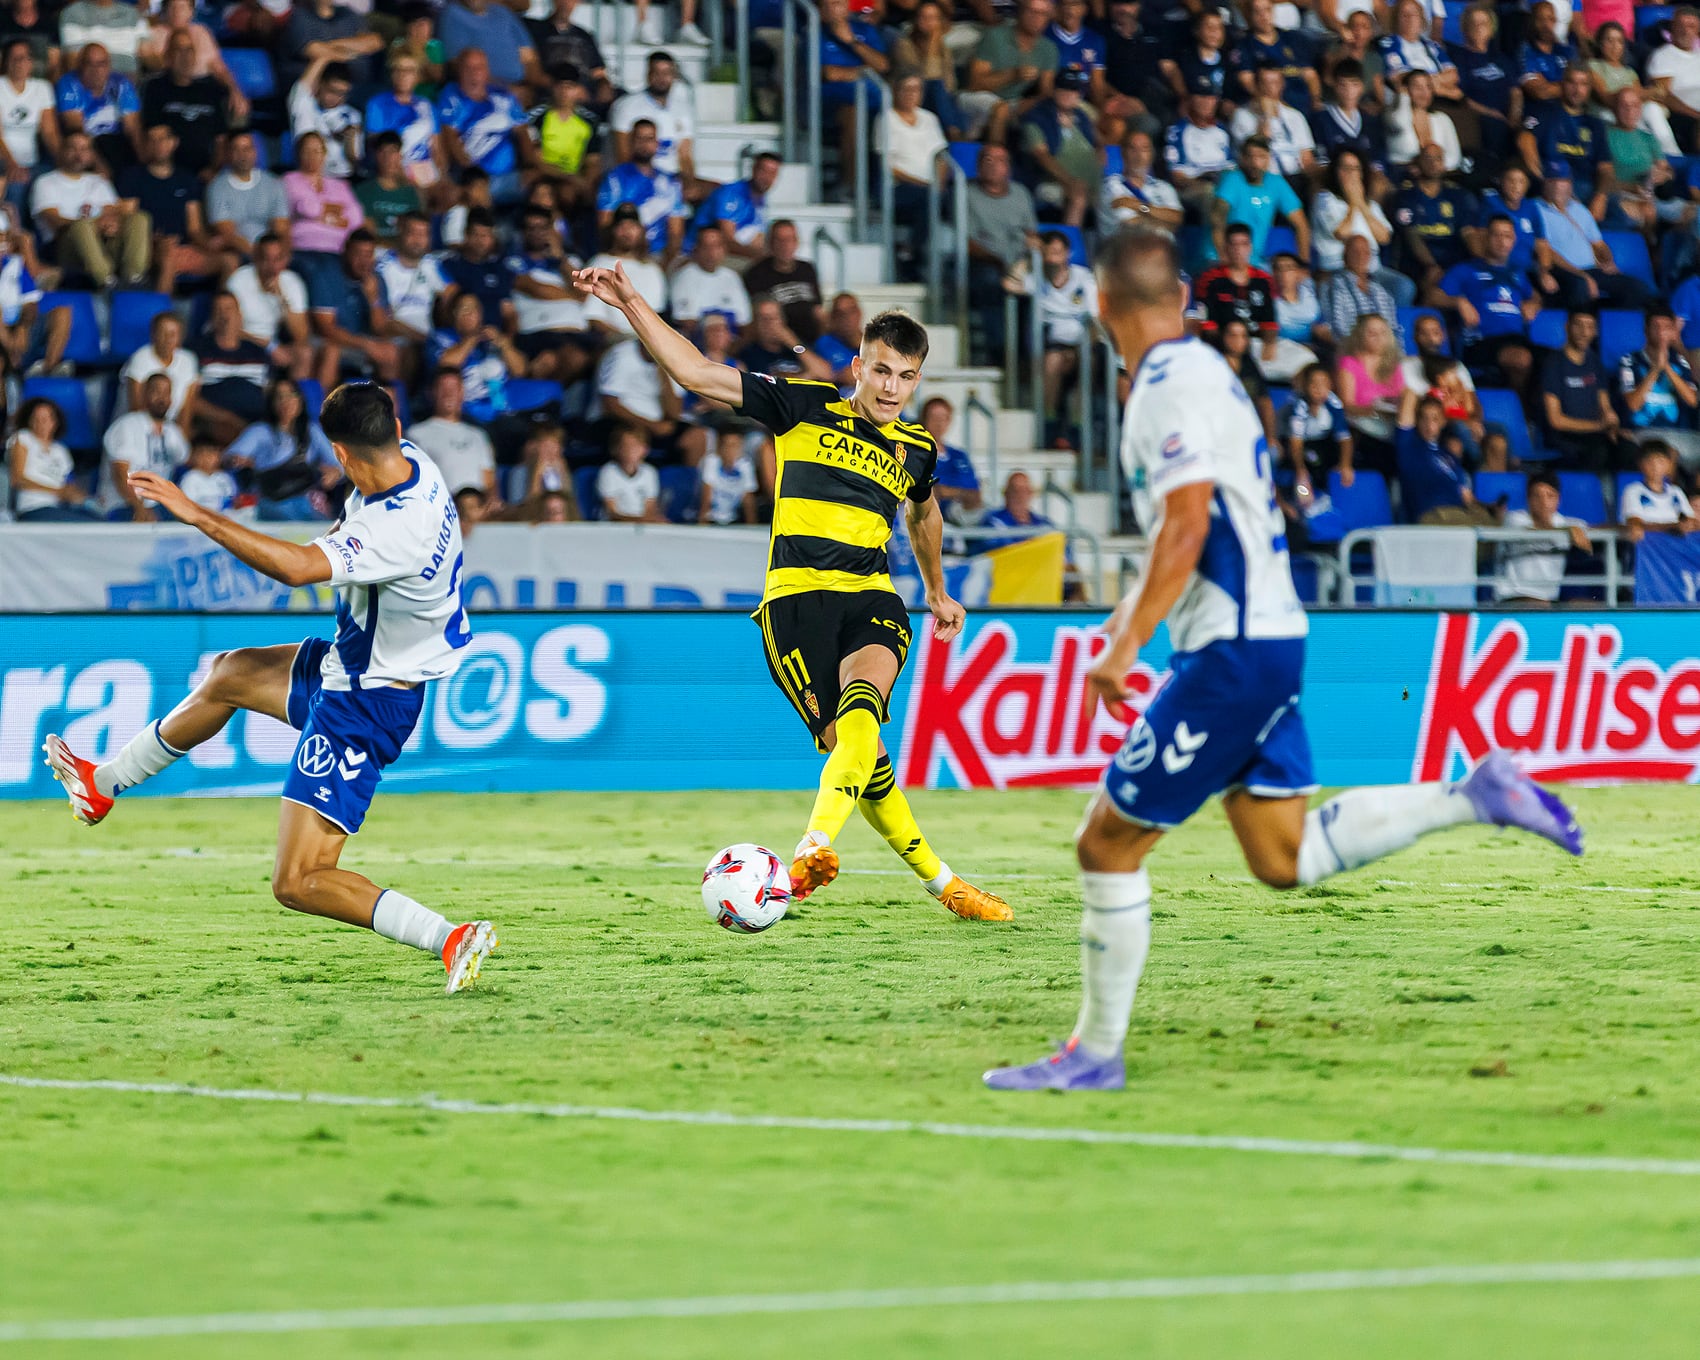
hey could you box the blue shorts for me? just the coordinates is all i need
[281,638,425,835]
[1103,637,1317,831]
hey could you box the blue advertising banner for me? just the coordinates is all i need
[1633,533,1700,604]
[3,610,1698,801]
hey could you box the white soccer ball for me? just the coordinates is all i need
[701,843,792,933]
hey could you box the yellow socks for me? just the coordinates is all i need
[805,681,884,844]
[858,754,950,891]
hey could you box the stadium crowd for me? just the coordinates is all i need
[0,0,1694,578]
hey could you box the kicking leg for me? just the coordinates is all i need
[273,801,496,994]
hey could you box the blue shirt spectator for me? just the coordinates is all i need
[55,68,138,138]
[435,77,525,178]
[597,161,687,256]
[935,442,980,497]
[1234,29,1314,111]
[1210,165,1301,263]
[1619,342,1699,431]
[688,176,770,253]
[1477,185,1544,272]
[819,15,888,110]
[437,0,537,89]
[1165,104,1234,182]
[1516,36,1576,107]
[1049,16,1105,73]
[365,91,439,174]
[1526,104,1607,196]
[1378,32,1455,83]
[1451,44,1516,117]
[1440,259,1532,342]
[1396,412,1471,520]
[1396,178,1477,272]
[440,235,515,327]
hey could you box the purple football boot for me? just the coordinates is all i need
[1458,750,1583,856]
[983,1038,1125,1091]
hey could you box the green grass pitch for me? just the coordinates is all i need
[4,784,1700,1357]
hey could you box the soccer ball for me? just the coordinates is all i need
[701,843,792,933]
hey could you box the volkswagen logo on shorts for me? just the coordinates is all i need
[1114,717,1156,774]
[296,734,336,778]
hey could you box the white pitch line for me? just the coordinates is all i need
[3,1258,1698,1342]
[1375,878,1700,899]
[4,1074,1698,1178]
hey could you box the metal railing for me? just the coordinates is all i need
[1333,527,1627,606]
[962,389,998,496]
[1079,317,1123,527]
[778,0,824,201]
[927,145,971,336]
[852,71,894,272]
[947,521,1103,604]
[734,0,750,118]
[810,223,845,294]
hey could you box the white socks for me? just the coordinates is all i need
[94,720,185,798]
[372,890,454,955]
[1070,869,1152,1060]
[923,861,954,898]
[1297,783,1475,886]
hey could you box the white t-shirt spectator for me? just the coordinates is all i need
[121,344,200,419]
[669,261,752,330]
[1028,263,1098,347]
[596,338,676,423]
[610,88,694,178]
[408,416,495,495]
[878,106,948,184]
[99,412,189,512]
[700,446,757,524]
[30,169,117,237]
[0,77,54,169]
[1649,41,1700,112]
[180,466,238,512]
[1386,97,1460,168]
[227,263,309,346]
[376,250,448,336]
[503,250,586,333]
[1311,192,1393,272]
[10,428,74,515]
[1228,103,1315,179]
[581,252,666,335]
[1495,509,1580,602]
[1619,477,1694,525]
[595,459,659,518]
[1100,170,1181,226]
[1402,353,1476,398]
[290,80,364,179]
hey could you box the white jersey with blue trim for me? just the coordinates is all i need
[311,441,471,691]
[1120,337,1307,655]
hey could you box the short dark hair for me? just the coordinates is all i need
[1647,303,1677,324]
[770,217,796,235]
[371,130,403,153]
[1416,393,1447,418]
[320,382,400,459]
[1640,436,1676,460]
[464,206,496,233]
[921,394,953,417]
[17,396,63,439]
[398,210,430,231]
[630,117,657,136]
[322,61,353,86]
[1225,221,1253,241]
[753,151,782,166]
[521,203,553,224]
[862,310,929,362]
[343,227,376,254]
[1094,225,1183,309]
[1040,229,1070,249]
[255,231,283,253]
[1333,59,1364,83]
[1486,213,1515,230]
[1527,470,1560,494]
[462,167,490,184]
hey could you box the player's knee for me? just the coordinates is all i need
[271,864,311,912]
[1246,845,1302,890]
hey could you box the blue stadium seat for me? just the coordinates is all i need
[1263,224,1297,260]
[1477,388,1535,464]
[1398,306,1449,355]
[1328,468,1392,531]
[1599,309,1644,368]
[1047,224,1087,267]
[573,465,604,521]
[1614,470,1641,520]
[1558,471,1608,524]
[298,377,325,419]
[1527,308,1568,350]
[1474,470,1526,513]
[658,465,700,523]
[1637,4,1675,37]
[1441,0,1469,43]
[224,48,276,99]
[108,291,173,360]
[1601,231,1655,288]
[505,378,564,414]
[39,291,104,367]
[1102,144,1123,178]
[948,141,982,178]
[23,376,96,450]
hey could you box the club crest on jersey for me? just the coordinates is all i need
[1160,434,1185,461]
[892,441,909,467]
[804,689,820,719]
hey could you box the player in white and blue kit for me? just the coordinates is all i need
[985,228,1583,1092]
[43,384,498,995]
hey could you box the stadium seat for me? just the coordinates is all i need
[658,465,700,523]
[1102,144,1123,178]
[573,465,604,521]
[1527,308,1568,350]
[1477,389,1536,464]
[39,292,105,367]
[1474,470,1526,513]
[1637,3,1674,37]
[1601,232,1655,288]
[947,141,981,179]
[1558,471,1608,525]
[1263,224,1297,260]
[1599,309,1644,368]
[108,291,173,360]
[505,378,564,414]
[23,376,96,450]
[1050,224,1087,267]
[1614,470,1641,520]
[1441,0,1469,43]
[298,377,325,419]
[1398,306,1449,355]
[224,48,276,99]
[1328,468,1392,531]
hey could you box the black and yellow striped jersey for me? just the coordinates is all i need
[736,372,940,604]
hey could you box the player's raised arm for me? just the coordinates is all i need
[127,471,334,588]
[572,261,745,408]
[904,492,965,641]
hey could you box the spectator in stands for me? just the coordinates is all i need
[1198,220,1315,381]
[1327,13,1387,114]
[737,296,833,380]
[0,243,68,375]
[690,151,780,264]
[32,130,149,287]
[228,232,311,378]
[117,122,208,294]
[892,1,964,136]
[1495,470,1592,604]
[437,49,530,207]
[285,130,364,313]
[356,133,422,247]
[1592,22,1680,156]
[438,0,541,93]
[1533,159,1655,309]
[744,219,823,343]
[522,422,570,500]
[1273,252,1329,358]
[596,425,665,522]
[1312,60,1386,187]
[1311,149,1413,307]
[1101,0,1169,136]
[965,143,1038,362]
[981,474,1078,599]
[1402,311,1484,457]
[223,0,294,43]
[1049,0,1104,105]
[531,63,600,217]
[410,368,500,506]
[229,377,341,521]
[313,227,401,386]
[1027,229,1096,431]
[697,428,758,524]
[1451,5,1521,169]
[1100,128,1182,230]
[281,0,381,91]
[1232,62,1316,180]
[438,208,516,333]
[1604,88,1675,233]
[597,118,687,263]
[611,51,701,199]
[505,204,591,383]
[1620,305,1700,467]
[812,292,862,384]
[1469,162,1548,291]
[140,29,229,179]
[56,43,140,174]
[430,289,525,422]
[9,396,96,520]
[0,38,57,212]
[100,371,187,518]
[139,0,245,119]
[1327,235,1404,355]
[59,0,148,81]
[206,132,288,276]
[918,393,983,519]
[1396,389,1500,524]
[1620,437,1699,537]
[291,56,362,181]
[671,224,751,338]
[1020,63,1095,226]
[1162,11,1228,108]
[1284,363,1354,507]
[177,436,237,514]
[1540,309,1623,468]
[2,0,61,83]
[1216,315,1280,450]
[1379,0,1461,102]
[529,0,615,117]
[1520,65,1610,214]
[1439,213,1539,395]
[191,289,271,443]
[962,0,1059,144]
[817,0,890,194]
[376,210,448,352]
[367,50,443,206]
[1337,311,1405,455]
[1234,0,1317,113]
[882,71,949,273]
[596,331,699,465]
[122,309,195,430]
[1165,86,1233,216]
[1517,1,1575,117]
[582,206,665,334]
[1387,69,1460,175]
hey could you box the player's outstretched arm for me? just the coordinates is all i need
[571,261,745,408]
[127,471,334,589]
[905,493,965,641]
[1085,481,1213,716]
